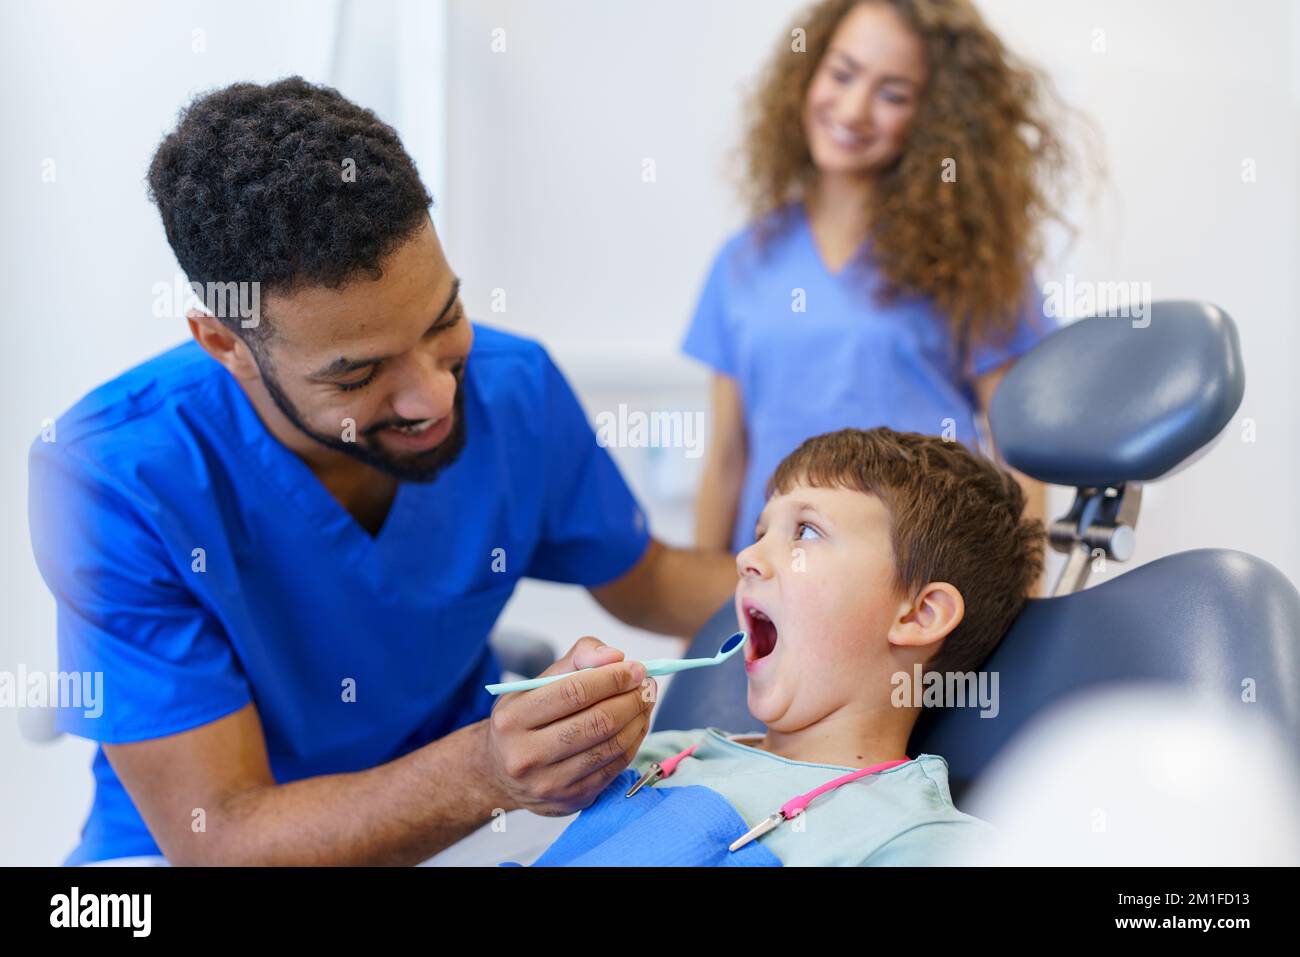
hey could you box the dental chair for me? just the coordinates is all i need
[653,300,1300,802]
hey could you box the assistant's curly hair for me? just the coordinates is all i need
[743,0,1098,370]
[146,76,433,339]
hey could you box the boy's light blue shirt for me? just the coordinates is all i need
[631,727,997,866]
[682,202,1062,553]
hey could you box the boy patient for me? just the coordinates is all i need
[513,426,1045,867]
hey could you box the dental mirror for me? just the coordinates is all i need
[485,631,748,695]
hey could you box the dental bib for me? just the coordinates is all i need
[501,768,782,867]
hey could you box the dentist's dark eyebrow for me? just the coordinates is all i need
[311,277,462,379]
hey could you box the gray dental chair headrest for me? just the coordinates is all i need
[990,300,1244,486]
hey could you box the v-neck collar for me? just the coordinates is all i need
[797,199,873,279]
[201,367,420,552]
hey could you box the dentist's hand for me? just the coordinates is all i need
[484,636,657,817]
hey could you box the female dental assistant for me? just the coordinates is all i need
[686,0,1081,565]
[27,78,736,866]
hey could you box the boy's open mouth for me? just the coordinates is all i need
[743,601,779,663]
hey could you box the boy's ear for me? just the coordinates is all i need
[187,309,261,383]
[887,582,965,652]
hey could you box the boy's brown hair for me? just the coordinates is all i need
[766,427,1045,674]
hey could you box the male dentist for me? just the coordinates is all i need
[28,77,736,865]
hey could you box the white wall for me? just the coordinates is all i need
[3,0,1297,864]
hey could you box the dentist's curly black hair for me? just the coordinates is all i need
[146,76,433,341]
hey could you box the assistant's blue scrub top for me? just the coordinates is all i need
[683,202,1062,553]
[28,324,651,865]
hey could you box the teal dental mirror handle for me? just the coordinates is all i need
[484,631,747,695]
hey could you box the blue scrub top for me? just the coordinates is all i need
[28,324,651,865]
[682,202,1062,553]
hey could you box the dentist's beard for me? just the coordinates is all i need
[251,347,468,483]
